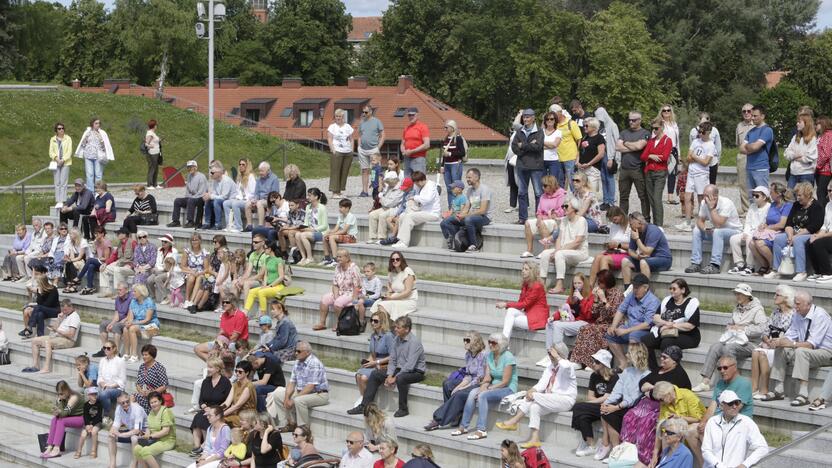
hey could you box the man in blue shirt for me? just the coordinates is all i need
[606,273,659,369]
[253,161,280,230]
[621,212,672,288]
[739,105,774,199]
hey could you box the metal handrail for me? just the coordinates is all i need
[0,166,51,225]
[756,420,832,463]
[161,145,208,187]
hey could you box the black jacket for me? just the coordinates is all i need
[510,125,544,171]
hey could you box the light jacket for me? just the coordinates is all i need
[74,127,114,161]
[785,134,818,176]
[702,413,768,468]
[532,358,577,401]
[506,281,549,330]
[49,135,74,165]
[413,180,441,216]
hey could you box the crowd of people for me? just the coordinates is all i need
[11,99,832,468]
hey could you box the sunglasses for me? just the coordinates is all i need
[362,111,370,115]
[346,439,362,444]
[235,369,246,374]
[56,127,65,130]
[293,433,303,437]
[488,340,498,345]
[742,109,752,113]
[545,118,556,121]
[628,118,640,122]
[103,346,113,350]
[662,430,678,436]
[391,257,401,262]
[463,338,471,343]
[370,319,380,324]
[662,109,671,112]
[721,400,742,407]
[717,364,735,371]
[59,227,68,231]
[137,235,147,239]
[222,300,232,305]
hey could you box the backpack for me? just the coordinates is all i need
[289,248,301,265]
[451,228,483,252]
[139,140,149,155]
[521,446,551,468]
[336,305,361,336]
[768,133,780,173]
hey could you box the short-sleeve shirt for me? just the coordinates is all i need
[589,372,619,398]
[451,194,467,214]
[258,353,286,388]
[333,262,362,296]
[130,297,159,328]
[744,125,774,171]
[631,224,672,260]
[85,362,99,386]
[336,212,359,237]
[766,201,793,225]
[543,129,563,161]
[57,311,81,341]
[327,123,354,153]
[359,117,384,150]
[698,196,741,230]
[713,376,754,417]
[617,291,660,328]
[579,133,606,169]
[620,128,651,170]
[220,310,250,341]
[465,183,494,220]
[487,350,518,392]
[659,387,705,422]
[403,121,430,158]
[661,297,700,327]
[369,331,394,358]
[263,255,284,285]
[247,250,269,275]
[149,407,176,445]
[688,138,716,176]
[291,354,328,392]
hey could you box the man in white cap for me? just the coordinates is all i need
[728,186,771,275]
[167,160,207,228]
[702,389,768,468]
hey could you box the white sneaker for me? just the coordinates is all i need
[793,272,808,282]
[128,355,138,363]
[520,251,534,258]
[815,275,832,283]
[504,207,516,213]
[674,221,692,232]
[576,445,595,457]
[146,186,155,190]
[535,356,549,367]
[594,444,611,461]
[807,274,820,281]
[366,239,378,244]
[391,242,408,250]
[692,382,710,392]
[54,203,63,208]
[160,298,170,305]
[318,258,331,266]
[186,405,200,414]
[764,271,779,279]
[226,227,241,233]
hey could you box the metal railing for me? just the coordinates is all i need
[756,420,832,465]
[0,167,51,225]
[161,145,209,187]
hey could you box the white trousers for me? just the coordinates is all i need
[516,393,575,430]
[729,233,756,266]
[539,249,588,280]
[101,265,133,292]
[397,211,439,246]
[503,308,529,339]
[369,208,395,239]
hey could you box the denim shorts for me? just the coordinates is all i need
[606,329,649,344]
[312,231,323,242]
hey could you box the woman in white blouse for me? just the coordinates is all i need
[728,186,771,275]
[587,206,630,287]
[61,228,88,293]
[223,158,257,232]
[539,198,589,294]
[144,119,162,188]
[96,339,127,417]
[327,108,355,199]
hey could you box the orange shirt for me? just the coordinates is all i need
[403,121,430,158]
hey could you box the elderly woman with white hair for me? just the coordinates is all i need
[327,108,355,199]
[452,332,517,441]
[440,119,467,207]
[655,417,694,468]
[751,284,795,399]
[539,197,589,294]
[495,345,577,449]
[577,117,607,194]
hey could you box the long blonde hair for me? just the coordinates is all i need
[237,158,254,184]
[522,261,541,287]
[656,104,677,123]
[797,115,817,145]
[363,403,387,438]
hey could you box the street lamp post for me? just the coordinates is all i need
[208,0,215,164]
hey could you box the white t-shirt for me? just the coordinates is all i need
[56,311,81,341]
[608,223,631,245]
[688,138,715,176]
[698,196,741,230]
[560,215,589,255]
[543,129,563,161]
[327,123,354,153]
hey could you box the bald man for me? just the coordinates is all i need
[340,431,373,468]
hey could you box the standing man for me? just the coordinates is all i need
[701,390,768,468]
[735,104,755,216]
[616,112,651,218]
[511,108,545,224]
[570,99,595,137]
[358,106,385,197]
[266,341,330,432]
[253,161,280,229]
[684,185,742,275]
[59,178,95,228]
[401,107,430,177]
[167,160,207,228]
[438,168,493,252]
[739,105,774,201]
[554,105,583,191]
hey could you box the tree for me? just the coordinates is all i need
[59,0,113,86]
[784,30,832,115]
[12,1,68,82]
[578,1,670,122]
[0,0,20,78]
[757,82,816,146]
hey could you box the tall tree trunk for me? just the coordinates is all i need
[156,49,168,98]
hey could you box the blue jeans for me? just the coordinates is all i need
[203,199,225,228]
[443,163,464,207]
[772,232,810,273]
[99,387,122,416]
[440,215,491,245]
[404,156,426,177]
[544,161,563,186]
[559,160,576,192]
[601,156,616,205]
[461,386,513,431]
[256,384,277,412]
[84,158,103,192]
[747,168,770,199]
[691,226,739,267]
[77,258,101,288]
[516,167,544,222]
[223,199,248,230]
[29,305,59,336]
[788,174,815,189]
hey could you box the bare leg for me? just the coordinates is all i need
[191,428,203,449]
[357,374,368,395]
[621,259,634,285]
[589,254,603,287]
[608,343,627,369]
[639,259,653,276]
[500,409,527,427]
[90,427,99,457]
[604,419,620,447]
[317,302,329,328]
[758,354,771,394]
[524,223,534,252]
[185,274,197,301]
[108,433,117,468]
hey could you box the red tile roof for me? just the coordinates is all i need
[349,16,382,43]
[79,78,507,144]
[765,71,788,89]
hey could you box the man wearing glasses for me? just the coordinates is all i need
[358,106,385,197]
[735,104,755,215]
[400,107,430,177]
[697,356,753,439]
[701,390,768,468]
[266,341,329,432]
[108,391,147,468]
[340,431,373,468]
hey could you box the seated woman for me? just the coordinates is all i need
[189,358,232,457]
[61,228,88,293]
[186,405,231,468]
[497,261,548,340]
[83,181,115,240]
[570,171,603,233]
[767,181,824,282]
[567,270,624,369]
[654,418,694,468]
[293,188,328,266]
[363,403,397,453]
[650,381,706,468]
[641,279,701,371]
[728,185,771,274]
[571,350,618,458]
[375,438,404,468]
[132,391,176,468]
[123,284,160,363]
[587,206,630,286]
[520,175,566,258]
[600,343,651,456]
[262,300,298,363]
[453,333,517,441]
[315,248,361,331]
[752,284,795,399]
[692,283,766,393]
[424,331,486,431]
[180,233,209,310]
[286,425,322,466]
[122,185,158,234]
[808,192,832,282]
[132,344,169,414]
[222,361,257,428]
[543,273,593,361]
[40,380,84,459]
[76,226,111,295]
[130,230,157,286]
[356,310,394,398]
[495,345,577,449]
[20,275,59,338]
[248,412,284,468]
[244,241,288,318]
[749,182,792,275]
[538,197,589,294]
[501,440,526,468]
[187,235,226,314]
[370,252,418,320]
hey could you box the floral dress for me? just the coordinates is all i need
[185,247,209,274]
[571,287,624,366]
[132,243,157,285]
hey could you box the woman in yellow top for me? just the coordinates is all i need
[133,391,176,468]
[651,381,705,468]
[554,106,584,192]
[49,122,73,208]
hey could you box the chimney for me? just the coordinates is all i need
[396,75,413,94]
[282,77,302,88]
[348,76,368,89]
[220,78,239,89]
[71,79,81,89]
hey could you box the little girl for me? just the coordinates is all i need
[223,427,248,464]
[163,256,185,306]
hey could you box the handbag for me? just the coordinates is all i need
[0,350,10,365]
[162,391,175,408]
[660,327,679,338]
[778,246,795,275]
[38,433,66,453]
[137,437,157,447]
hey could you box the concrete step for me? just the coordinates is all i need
[757,447,829,468]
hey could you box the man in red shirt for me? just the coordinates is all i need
[193,294,249,361]
[400,107,430,176]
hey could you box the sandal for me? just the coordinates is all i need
[90,450,97,458]
[62,285,77,294]
[312,324,326,331]
[760,391,785,402]
[466,430,487,440]
[73,452,81,459]
[450,429,468,437]
[80,288,93,295]
[791,395,810,406]
[809,398,826,411]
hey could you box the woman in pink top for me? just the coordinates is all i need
[521,175,566,258]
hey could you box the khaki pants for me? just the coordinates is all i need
[729,233,755,267]
[266,387,329,427]
[397,211,439,246]
[539,249,588,280]
[736,153,749,215]
[329,152,353,193]
[771,347,832,390]
[100,265,133,292]
[369,208,395,240]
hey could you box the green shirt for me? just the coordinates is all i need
[148,406,176,445]
[248,250,268,275]
[487,350,518,392]
[263,255,284,285]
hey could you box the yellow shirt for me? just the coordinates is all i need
[224,442,247,460]
[659,386,705,421]
[556,119,583,162]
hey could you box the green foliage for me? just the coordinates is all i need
[757,82,816,146]
[0,0,21,78]
[578,2,670,122]
[59,0,113,86]
[784,30,832,115]
[10,0,66,82]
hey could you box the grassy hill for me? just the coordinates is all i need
[0,88,333,186]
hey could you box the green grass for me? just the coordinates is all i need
[762,429,792,448]
[0,88,333,186]
[0,192,53,233]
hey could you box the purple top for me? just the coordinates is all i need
[203,423,231,457]
[12,232,31,253]
[115,292,133,321]
[464,350,487,384]
[134,243,157,268]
